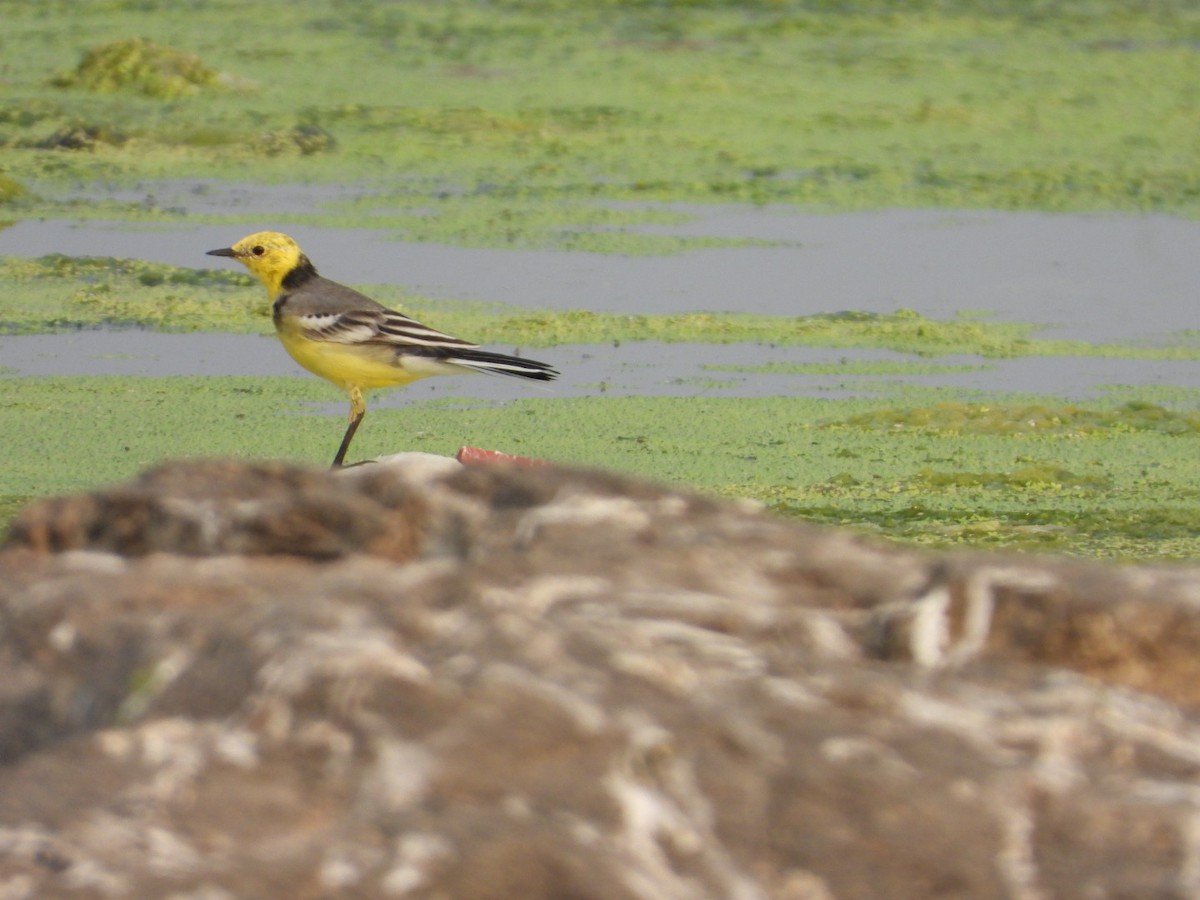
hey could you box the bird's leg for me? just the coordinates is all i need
[331,386,366,469]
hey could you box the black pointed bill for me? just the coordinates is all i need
[206,247,238,257]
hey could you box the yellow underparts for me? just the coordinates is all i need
[277,324,427,397]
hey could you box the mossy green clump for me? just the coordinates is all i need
[51,38,226,99]
[250,125,337,157]
[0,175,28,203]
[0,98,61,129]
[913,464,1108,490]
[32,122,130,151]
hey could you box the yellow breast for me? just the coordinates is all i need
[276,326,426,392]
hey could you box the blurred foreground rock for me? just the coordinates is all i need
[3,458,1200,899]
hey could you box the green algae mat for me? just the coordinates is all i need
[3,0,1200,561]
[2,0,1200,242]
[4,377,1200,562]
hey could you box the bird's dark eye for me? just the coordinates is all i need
[252,245,266,256]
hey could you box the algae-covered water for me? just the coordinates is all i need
[2,0,1200,559]
[3,208,1200,343]
[4,1,1200,225]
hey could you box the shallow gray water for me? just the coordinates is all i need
[1,200,1198,399]
[3,330,1199,402]
[1,203,1197,344]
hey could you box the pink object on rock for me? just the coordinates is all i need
[456,446,550,467]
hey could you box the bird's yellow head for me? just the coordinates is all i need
[206,231,309,298]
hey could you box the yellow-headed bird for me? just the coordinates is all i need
[207,231,558,467]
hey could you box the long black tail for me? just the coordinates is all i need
[444,348,558,381]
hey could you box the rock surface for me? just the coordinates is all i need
[3,458,1200,898]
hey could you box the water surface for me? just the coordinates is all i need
[4,331,1199,402]
[2,205,1197,344]
[3,204,1199,400]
